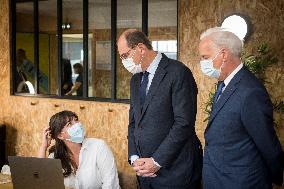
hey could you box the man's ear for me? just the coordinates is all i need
[222,48,229,61]
[137,43,146,54]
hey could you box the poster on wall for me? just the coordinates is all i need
[96,41,111,70]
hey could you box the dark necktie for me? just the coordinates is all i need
[139,71,149,107]
[214,81,225,103]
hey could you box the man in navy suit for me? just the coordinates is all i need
[117,29,202,189]
[198,27,283,189]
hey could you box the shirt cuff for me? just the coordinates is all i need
[151,157,162,168]
[130,155,139,165]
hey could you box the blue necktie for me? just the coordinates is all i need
[214,81,225,103]
[139,71,149,107]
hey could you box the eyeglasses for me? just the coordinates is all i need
[120,49,132,60]
[119,46,137,60]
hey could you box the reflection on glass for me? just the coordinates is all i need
[15,2,35,94]
[62,35,83,96]
[89,0,111,98]
[39,0,57,95]
[148,0,177,60]
[61,58,73,95]
[62,0,84,97]
[65,62,84,96]
[117,0,142,99]
[221,15,248,40]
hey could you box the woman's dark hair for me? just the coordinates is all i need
[125,30,153,50]
[73,63,83,74]
[48,110,78,177]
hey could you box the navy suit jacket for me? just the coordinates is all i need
[128,54,202,188]
[203,67,283,189]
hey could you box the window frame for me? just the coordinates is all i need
[10,0,178,103]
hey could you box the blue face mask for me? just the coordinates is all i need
[66,122,85,143]
[200,50,223,79]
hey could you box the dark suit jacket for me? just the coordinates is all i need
[203,67,283,189]
[61,59,73,94]
[128,54,201,188]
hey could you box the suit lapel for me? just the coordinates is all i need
[206,68,245,132]
[137,55,168,125]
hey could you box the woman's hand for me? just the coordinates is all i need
[41,127,51,149]
[38,127,52,158]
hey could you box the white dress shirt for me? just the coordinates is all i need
[145,52,162,94]
[49,138,120,189]
[223,63,243,92]
[130,52,162,167]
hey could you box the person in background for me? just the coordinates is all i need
[65,63,83,96]
[117,29,202,189]
[61,59,73,95]
[198,27,283,189]
[16,48,49,93]
[38,110,120,189]
[15,49,29,92]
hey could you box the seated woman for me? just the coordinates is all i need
[38,110,120,189]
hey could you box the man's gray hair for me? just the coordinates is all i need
[200,27,243,57]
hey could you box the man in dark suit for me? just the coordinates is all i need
[117,29,202,189]
[198,27,284,189]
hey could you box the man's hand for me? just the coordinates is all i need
[132,158,160,177]
[132,159,145,167]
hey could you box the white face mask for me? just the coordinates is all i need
[66,122,85,143]
[121,49,143,74]
[122,57,143,74]
[200,49,223,79]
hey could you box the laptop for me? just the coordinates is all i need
[8,156,65,189]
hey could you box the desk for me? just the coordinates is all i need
[0,183,12,189]
[0,173,12,189]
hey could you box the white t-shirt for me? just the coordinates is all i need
[49,138,120,189]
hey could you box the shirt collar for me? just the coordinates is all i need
[146,52,162,75]
[81,138,89,151]
[224,63,243,87]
